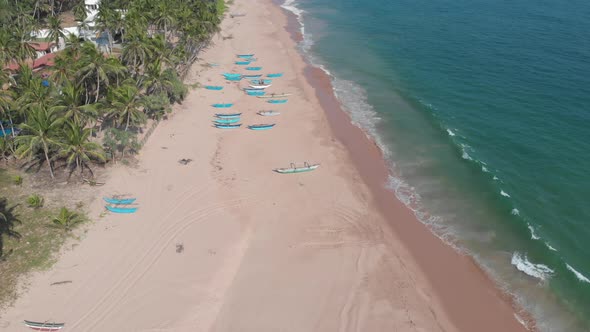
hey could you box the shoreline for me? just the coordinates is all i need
[0,0,531,330]
[271,0,534,330]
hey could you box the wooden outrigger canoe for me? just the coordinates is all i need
[204,85,223,90]
[24,320,65,331]
[267,99,288,104]
[257,93,292,99]
[246,66,262,71]
[248,123,276,130]
[274,162,320,174]
[215,113,242,118]
[248,84,271,89]
[257,110,281,116]
[215,123,242,129]
[212,103,234,108]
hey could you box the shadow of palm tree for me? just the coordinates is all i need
[0,198,21,259]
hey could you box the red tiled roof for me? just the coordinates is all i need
[28,41,56,51]
[4,52,58,72]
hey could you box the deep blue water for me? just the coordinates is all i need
[282,0,590,330]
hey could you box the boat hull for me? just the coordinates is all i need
[103,197,136,205]
[214,118,240,124]
[246,67,262,71]
[106,205,138,213]
[215,113,242,118]
[268,99,288,104]
[235,61,251,65]
[204,85,223,90]
[258,111,281,116]
[212,103,234,108]
[215,124,242,129]
[267,73,283,78]
[274,164,320,174]
[24,321,65,331]
[237,54,254,58]
[249,84,271,89]
[248,124,276,130]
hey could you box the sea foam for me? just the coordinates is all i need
[511,252,554,281]
[566,264,590,283]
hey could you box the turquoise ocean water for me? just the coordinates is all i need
[281,0,590,330]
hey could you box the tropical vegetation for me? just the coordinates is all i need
[0,0,224,179]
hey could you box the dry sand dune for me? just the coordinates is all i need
[0,0,529,331]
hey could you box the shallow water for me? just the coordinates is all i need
[282,0,590,330]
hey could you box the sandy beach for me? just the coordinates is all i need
[1,0,530,331]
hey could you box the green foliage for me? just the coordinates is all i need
[142,91,171,120]
[26,194,44,208]
[50,207,83,231]
[12,175,22,186]
[102,127,139,161]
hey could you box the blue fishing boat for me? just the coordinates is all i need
[226,76,242,81]
[268,99,288,104]
[106,205,138,214]
[267,73,283,78]
[215,113,242,118]
[246,90,266,96]
[223,73,241,78]
[248,124,276,130]
[246,67,262,71]
[237,54,254,58]
[250,79,272,85]
[214,117,240,124]
[215,124,242,129]
[212,103,234,108]
[242,74,262,78]
[204,85,223,90]
[235,61,251,65]
[103,197,137,205]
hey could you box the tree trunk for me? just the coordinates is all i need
[95,74,100,103]
[43,142,55,178]
[125,110,130,131]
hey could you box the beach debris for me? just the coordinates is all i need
[176,243,184,253]
[178,158,193,165]
[83,178,105,186]
[50,280,72,286]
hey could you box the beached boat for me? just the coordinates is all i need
[250,79,272,85]
[24,320,65,331]
[215,124,242,129]
[268,99,288,104]
[106,205,138,213]
[249,84,271,89]
[230,13,246,17]
[267,73,284,78]
[248,124,276,130]
[204,85,223,90]
[215,113,242,118]
[246,90,266,96]
[274,162,320,174]
[237,54,254,58]
[242,74,262,78]
[235,61,251,65]
[212,103,234,108]
[214,117,240,124]
[103,197,136,205]
[226,76,242,81]
[223,73,241,78]
[257,93,292,99]
[244,88,263,93]
[257,110,281,116]
[246,66,262,71]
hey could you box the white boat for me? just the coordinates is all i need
[257,93,292,99]
[248,84,271,89]
[257,111,281,116]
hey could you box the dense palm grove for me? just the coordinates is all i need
[0,0,224,178]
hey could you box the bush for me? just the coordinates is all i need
[13,175,23,186]
[51,207,83,231]
[27,194,44,208]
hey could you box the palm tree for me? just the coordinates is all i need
[46,16,65,49]
[77,43,125,102]
[51,52,74,86]
[0,88,16,139]
[51,207,82,231]
[0,28,18,66]
[58,121,105,175]
[72,0,89,22]
[17,76,53,114]
[121,33,153,76]
[15,108,63,178]
[51,81,97,125]
[105,82,146,131]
